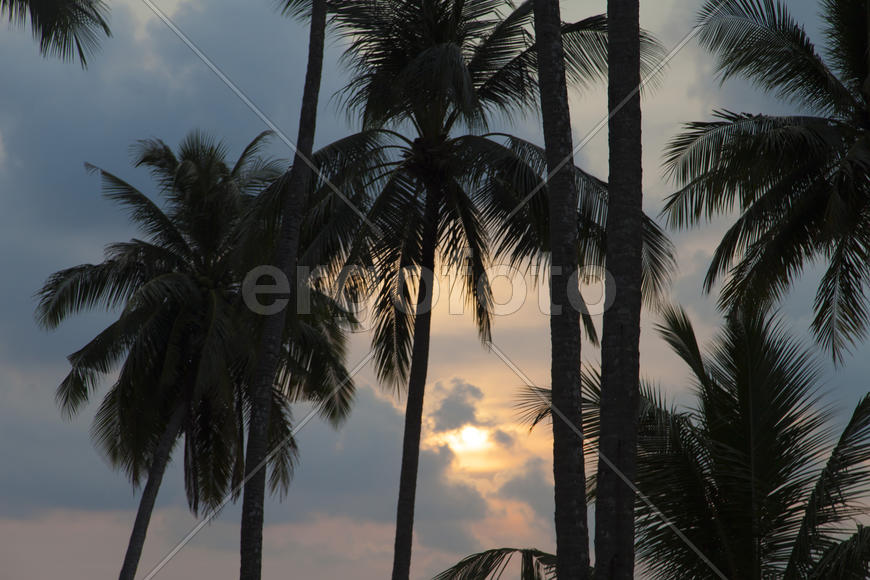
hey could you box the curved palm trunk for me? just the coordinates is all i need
[595,1,644,578]
[532,2,590,578]
[390,190,439,580]
[239,2,327,579]
[118,405,186,580]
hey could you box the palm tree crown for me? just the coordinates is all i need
[663,0,870,361]
[2,0,111,66]
[36,131,357,578]
[636,306,870,579]
[37,131,284,503]
[312,2,670,577]
[321,0,673,383]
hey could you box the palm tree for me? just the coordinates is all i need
[2,0,110,66]
[439,306,870,579]
[314,3,668,578]
[238,1,329,578]
[531,0,591,576]
[36,131,355,580]
[663,0,870,363]
[595,0,644,577]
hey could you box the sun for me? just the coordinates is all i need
[448,425,490,453]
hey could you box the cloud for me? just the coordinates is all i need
[492,428,515,448]
[3,0,869,577]
[430,378,486,432]
[416,444,488,552]
[497,457,554,524]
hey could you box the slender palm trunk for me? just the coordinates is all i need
[118,405,186,580]
[239,2,327,578]
[864,5,870,103]
[595,1,643,578]
[532,1,589,578]
[390,189,439,580]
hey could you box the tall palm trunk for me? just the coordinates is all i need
[595,1,643,578]
[239,2,327,578]
[390,189,439,580]
[118,405,186,580]
[532,1,590,578]
[864,4,870,103]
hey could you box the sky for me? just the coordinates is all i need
[1,0,865,578]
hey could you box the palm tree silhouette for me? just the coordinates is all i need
[663,0,870,362]
[596,0,646,576]
[37,131,356,580]
[237,1,332,578]
[531,0,597,573]
[313,1,670,577]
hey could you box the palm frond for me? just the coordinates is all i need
[807,526,870,580]
[811,216,870,362]
[820,0,870,96]
[85,165,192,258]
[432,547,556,580]
[697,0,858,115]
[786,394,870,577]
[36,260,147,329]
[1,0,111,66]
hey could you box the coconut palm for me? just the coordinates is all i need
[439,306,870,579]
[663,0,870,363]
[36,131,355,580]
[595,0,645,577]
[314,2,669,578]
[2,0,110,66]
[238,1,330,577]
[532,0,595,575]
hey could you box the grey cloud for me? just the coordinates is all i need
[430,378,485,432]
[263,385,488,556]
[416,444,488,553]
[0,0,490,560]
[492,429,514,448]
[497,457,554,527]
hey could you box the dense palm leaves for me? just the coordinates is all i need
[441,306,870,579]
[2,0,110,66]
[36,131,355,580]
[663,0,870,362]
[311,2,669,576]
[637,306,870,579]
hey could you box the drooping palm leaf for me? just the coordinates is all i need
[1,0,111,66]
[432,547,557,580]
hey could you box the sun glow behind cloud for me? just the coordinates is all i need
[452,425,489,452]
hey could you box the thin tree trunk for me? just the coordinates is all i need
[595,0,643,578]
[239,2,327,579]
[390,189,439,580]
[532,1,590,578]
[863,4,870,102]
[118,405,186,580]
